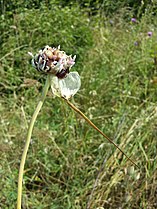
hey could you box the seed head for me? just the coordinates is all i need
[29,45,76,79]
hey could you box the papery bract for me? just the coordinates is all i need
[51,72,81,99]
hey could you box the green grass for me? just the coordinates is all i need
[0,5,157,209]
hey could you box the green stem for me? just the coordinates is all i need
[17,76,50,209]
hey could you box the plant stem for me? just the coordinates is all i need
[17,76,50,209]
[63,98,139,168]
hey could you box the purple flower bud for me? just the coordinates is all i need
[131,18,136,23]
[134,41,138,46]
[147,31,153,37]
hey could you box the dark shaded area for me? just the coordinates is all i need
[0,0,156,16]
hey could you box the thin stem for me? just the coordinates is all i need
[17,76,50,209]
[63,98,139,169]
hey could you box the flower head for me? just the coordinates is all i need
[134,41,139,46]
[29,45,76,78]
[29,45,81,99]
[131,18,137,23]
[147,31,153,37]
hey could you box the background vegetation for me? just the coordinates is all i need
[0,0,157,208]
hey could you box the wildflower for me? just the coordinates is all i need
[147,31,153,37]
[134,41,139,46]
[29,45,76,76]
[109,20,114,25]
[29,46,81,99]
[131,18,137,23]
[17,44,138,209]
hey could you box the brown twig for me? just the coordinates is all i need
[63,97,139,169]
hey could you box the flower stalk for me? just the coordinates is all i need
[17,45,138,208]
[17,76,50,209]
